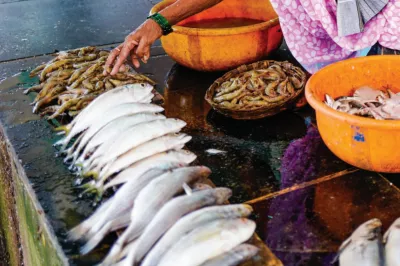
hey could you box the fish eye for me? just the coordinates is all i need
[141,83,145,87]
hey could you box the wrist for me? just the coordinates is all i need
[147,13,173,36]
[145,18,163,38]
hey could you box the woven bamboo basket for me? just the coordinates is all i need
[205,60,307,120]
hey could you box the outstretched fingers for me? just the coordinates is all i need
[130,47,140,68]
[103,44,123,75]
[110,40,137,75]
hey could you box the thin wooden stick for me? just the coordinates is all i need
[245,168,359,205]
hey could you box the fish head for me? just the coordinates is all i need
[140,82,154,91]
[170,133,192,145]
[325,94,337,109]
[213,187,232,204]
[383,217,400,243]
[183,166,211,182]
[198,166,212,178]
[172,149,197,164]
[233,218,256,238]
[124,83,154,94]
[354,86,381,101]
[352,218,382,241]
[166,118,187,130]
[192,183,212,191]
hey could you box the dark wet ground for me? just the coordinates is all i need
[1,0,400,266]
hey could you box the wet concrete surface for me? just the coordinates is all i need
[1,1,400,265]
[0,0,161,61]
[1,45,400,266]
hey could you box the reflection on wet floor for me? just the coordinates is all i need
[250,170,400,266]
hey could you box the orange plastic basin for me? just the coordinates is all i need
[150,0,283,72]
[306,56,400,173]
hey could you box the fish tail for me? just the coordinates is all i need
[54,125,70,134]
[53,139,65,147]
[82,170,98,179]
[68,164,77,171]
[60,137,72,151]
[63,155,73,164]
[64,148,76,161]
[94,192,103,203]
[74,161,84,168]
[68,220,92,241]
[80,183,98,195]
[71,150,83,165]
[80,222,113,255]
[102,182,113,192]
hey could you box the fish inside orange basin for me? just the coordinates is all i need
[180,18,265,29]
[324,86,400,120]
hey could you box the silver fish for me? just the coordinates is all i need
[97,133,193,186]
[72,112,165,164]
[205,149,227,155]
[101,166,211,265]
[81,118,186,174]
[101,149,196,192]
[338,218,384,266]
[73,168,171,253]
[58,84,153,148]
[141,204,253,266]
[157,218,256,266]
[383,217,400,266]
[132,188,233,264]
[199,244,259,266]
[354,86,382,101]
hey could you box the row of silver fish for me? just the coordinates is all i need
[337,218,400,266]
[55,83,260,265]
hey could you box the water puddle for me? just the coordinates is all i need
[0,71,40,125]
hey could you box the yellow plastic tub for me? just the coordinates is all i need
[150,0,283,72]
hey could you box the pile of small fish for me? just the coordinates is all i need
[54,83,260,265]
[26,46,155,119]
[336,217,400,266]
[325,86,400,120]
[211,63,305,110]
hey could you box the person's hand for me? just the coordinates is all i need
[104,19,163,75]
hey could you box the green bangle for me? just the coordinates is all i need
[147,13,173,36]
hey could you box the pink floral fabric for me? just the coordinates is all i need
[270,0,400,73]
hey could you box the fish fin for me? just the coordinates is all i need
[332,237,352,264]
[80,183,99,195]
[183,183,193,195]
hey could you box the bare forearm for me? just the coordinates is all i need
[158,0,223,25]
